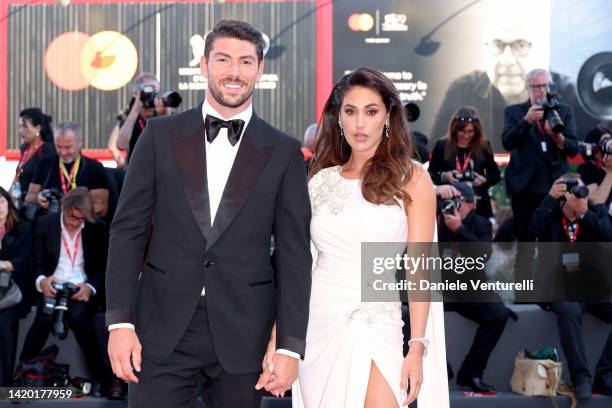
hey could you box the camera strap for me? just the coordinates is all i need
[561,216,580,244]
[455,150,472,173]
[59,156,81,194]
[62,230,81,271]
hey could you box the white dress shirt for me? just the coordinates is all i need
[35,213,95,294]
[109,100,299,359]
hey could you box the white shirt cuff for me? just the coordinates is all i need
[86,283,96,295]
[35,275,46,293]
[275,348,300,360]
[108,323,136,331]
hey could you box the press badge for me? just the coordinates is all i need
[562,253,580,273]
[541,141,548,152]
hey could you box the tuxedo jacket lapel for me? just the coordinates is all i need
[173,104,212,243]
[206,114,273,251]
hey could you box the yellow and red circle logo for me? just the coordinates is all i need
[348,13,374,32]
[45,31,138,91]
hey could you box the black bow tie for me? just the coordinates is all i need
[204,114,245,146]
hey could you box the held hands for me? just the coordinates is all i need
[401,343,425,406]
[71,283,92,302]
[108,328,142,383]
[255,337,298,397]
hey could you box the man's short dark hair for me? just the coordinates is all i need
[62,187,95,223]
[204,20,265,62]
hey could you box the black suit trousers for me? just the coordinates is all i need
[129,296,265,408]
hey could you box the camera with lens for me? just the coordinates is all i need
[579,136,612,158]
[539,82,565,133]
[561,179,589,199]
[41,188,63,215]
[452,169,475,183]
[437,197,462,215]
[0,269,11,297]
[42,281,79,339]
[138,84,182,110]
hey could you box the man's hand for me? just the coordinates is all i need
[524,104,544,124]
[108,328,142,383]
[544,121,565,147]
[40,276,58,297]
[262,354,298,397]
[548,178,567,200]
[129,93,143,117]
[604,154,612,171]
[154,96,169,116]
[435,185,460,199]
[473,171,487,187]
[37,190,50,209]
[443,210,462,232]
[565,193,588,218]
[71,283,92,302]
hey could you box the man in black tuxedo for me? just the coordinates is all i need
[106,20,312,408]
[502,68,578,287]
[20,187,108,387]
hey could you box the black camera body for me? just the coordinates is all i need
[453,169,475,183]
[438,197,462,215]
[42,281,79,339]
[138,84,182,109]
[540,83,565,133]
[41,188,63,214]
[562,179,589,199]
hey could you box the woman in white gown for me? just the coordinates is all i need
[262,67,449,407]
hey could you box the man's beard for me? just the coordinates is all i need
[208,79,254,109]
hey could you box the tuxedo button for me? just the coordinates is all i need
[204,260,214,267]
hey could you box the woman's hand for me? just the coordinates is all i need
[473,171,487,187]
[401,344,425,406]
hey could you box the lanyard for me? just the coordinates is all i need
[59,156,81,194]
[15,141,43,176]
[455,150,472,173]
[138,117,146,132]
[62,230,81,271]
[561,216,580,244]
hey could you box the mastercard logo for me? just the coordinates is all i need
[348,13,374,32]
[45,31,138,91]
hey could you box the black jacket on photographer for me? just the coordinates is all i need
[31,155,109,199]
[503,101,578,195]
[429,139,500,218]
[529,195,612,301]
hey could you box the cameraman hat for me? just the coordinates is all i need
[452,182,475,203]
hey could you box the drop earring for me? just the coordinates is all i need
[338,121,345,138]
[385,124,390,138]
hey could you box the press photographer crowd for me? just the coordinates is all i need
[0,67,611,403]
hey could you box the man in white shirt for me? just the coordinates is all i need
[20,187,109,391]
[106,20,311,408]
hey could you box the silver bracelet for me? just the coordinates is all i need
[408,337,430,357]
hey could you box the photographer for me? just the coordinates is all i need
[429,106,500,218]
[529,174,612,398]
[0,188,33,386]
[19,188,109,393]
[438,182,512,393]
[24,122,109,219]
[502,68,578,285]
[578,125,612,207]
[116,73,176,163]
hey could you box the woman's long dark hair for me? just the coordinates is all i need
[19,108,53,143]
[0,187,20,233]
[443,106,490,161]
[309,67,415,206]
